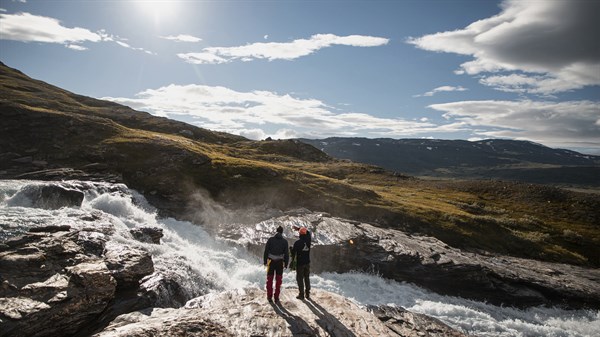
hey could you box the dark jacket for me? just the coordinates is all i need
[263,232,289,266]
[291,233,311,266]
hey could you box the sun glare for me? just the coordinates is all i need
[136,0,180,25]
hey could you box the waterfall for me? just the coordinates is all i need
[1,180,598,337]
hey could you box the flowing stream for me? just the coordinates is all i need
[1,180,598,337]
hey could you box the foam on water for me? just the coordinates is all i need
[1,180,598,337]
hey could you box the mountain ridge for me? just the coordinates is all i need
[299,137,600,186]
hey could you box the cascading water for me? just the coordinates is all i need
[1,180,598,337]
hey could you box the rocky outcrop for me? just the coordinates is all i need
[230,212,600,309]
[129,227,163,244]
[368,305,467,337]
[96,288,466,337]
[104,242,154,288]
[6,183,84,209]
[0,226,157,337]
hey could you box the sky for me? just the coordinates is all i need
[1,0,599,154]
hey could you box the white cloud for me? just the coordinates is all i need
[414,85,468,97]
[239,128,268,140]
[237,128,300,140]
[263,35,269,40]
[0,8,7,12]
[178,33,389,64]
[103,84,600,151]
[408,0,600,95]
[0,12,101,44]
[66,44,88,51]
[159,34,202,43]
[113,39,154,54]
[0,12,156,55]
[101,83,452,139]
[429,100,600,149]
[177,52,229,64]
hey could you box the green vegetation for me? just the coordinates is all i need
[1,61,598,267]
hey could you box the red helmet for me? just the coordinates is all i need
[299,227,308,235]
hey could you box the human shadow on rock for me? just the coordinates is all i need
[303,298,357,337]
[270,302,318,336]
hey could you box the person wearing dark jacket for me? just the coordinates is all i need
[290,226,311,299]
[263,225,289,302]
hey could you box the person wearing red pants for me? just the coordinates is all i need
[263,225,289,303]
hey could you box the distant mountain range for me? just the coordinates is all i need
[299,137,600,186]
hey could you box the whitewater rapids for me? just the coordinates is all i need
[0,180,598,337]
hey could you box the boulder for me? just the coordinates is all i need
[6,184,84,209]
[104,242,154,288]
[0,230,117,337]
[138,272,190,308]
[368,305,467,337]
[129,227,163,244]
[92,308,232,337]
[0,228,157,337]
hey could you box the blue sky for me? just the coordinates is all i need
[1,0,599,154]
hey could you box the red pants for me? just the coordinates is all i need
[266,259,284,299]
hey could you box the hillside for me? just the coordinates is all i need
[299,137,600,186]
[1,61,599,268]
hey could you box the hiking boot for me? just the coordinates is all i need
[274,297,280,303]
[267,297,273,303]
[296,295,304,300]
[305,293,310,300]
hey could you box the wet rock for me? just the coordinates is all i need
[7,184,84,209]
[130,227,163,244]
[138,272,190,308]
[77,231,108,257]
[0,241,117,337]
[0,228,157,337]
[92,307,232,337]
[96,288,460,337]
[104,242,154,288]
[368,305,467,337]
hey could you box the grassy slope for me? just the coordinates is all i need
[1,62,598,267]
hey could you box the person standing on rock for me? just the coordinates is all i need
[263,225,289,303]
[290,226,311,300]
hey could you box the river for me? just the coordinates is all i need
[1,180,598,337]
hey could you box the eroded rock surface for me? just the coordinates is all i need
[96,288,466,337]
[6,183,84,209]
[368,305,467,337]
[0,225,157,337]
[129,226,163,244]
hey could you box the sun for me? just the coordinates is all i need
[136,0,180,25]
